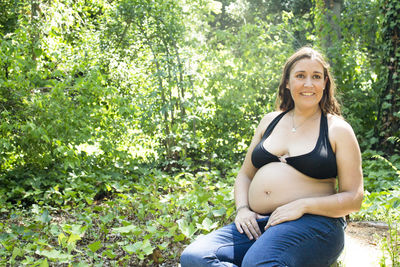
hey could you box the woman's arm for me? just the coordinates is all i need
[265,117,364,228]
[234,112,280,239]
[303,117,364,216]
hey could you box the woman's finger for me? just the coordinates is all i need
[244,221,261,240]
[248,227,260,240]
[242,224,254,240]
[235,221,244,234]
[265,215,286,230]
[248,220,261,238]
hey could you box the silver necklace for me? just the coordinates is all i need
[291,110,320,133]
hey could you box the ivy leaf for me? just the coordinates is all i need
[39,258,49,267]
[11,247,23,260]
[141,239,154,255]
[58,233,67,246]
[123,240,154,256]
[177,218,197,238]
[88,240,102,253]
[123,242,141,255]
[157,241,170,250]
[36,249,74,261]
[40,210,52,224]
[196,217,219,232]
[103,249,117,259]
[112,224,141,235]
[68,233,81,244]
[212,208,226,217]
[85,196,94,205]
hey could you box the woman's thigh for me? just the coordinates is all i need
[242,214,346,267]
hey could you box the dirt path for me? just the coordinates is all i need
[340,221,390,266]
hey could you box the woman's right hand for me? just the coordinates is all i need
[234,207,266,240]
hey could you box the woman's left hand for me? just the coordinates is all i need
[265,199,306,230]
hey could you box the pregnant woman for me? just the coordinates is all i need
[180,47,364,267]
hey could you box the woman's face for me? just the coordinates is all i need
[286,58,327,109]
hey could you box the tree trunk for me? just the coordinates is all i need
[322,0,342,49]
[30,0,40,61]
[172,41,186,121]
[375,0,400,154]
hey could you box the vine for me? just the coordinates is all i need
[376,0,400,154]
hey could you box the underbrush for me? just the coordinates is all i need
[0,165,238,266]
[352,150,400,267]
[1,150,400,266]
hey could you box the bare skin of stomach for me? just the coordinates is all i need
[248,162,336,214]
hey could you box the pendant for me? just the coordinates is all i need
[291,127,296,133]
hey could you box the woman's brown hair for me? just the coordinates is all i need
[276,47,341,116]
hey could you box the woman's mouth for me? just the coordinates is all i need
[300,92,315,96]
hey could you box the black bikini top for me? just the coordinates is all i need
[251,110,338,179]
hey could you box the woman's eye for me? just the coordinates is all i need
[296,74,304,78]
[313,75,322,79]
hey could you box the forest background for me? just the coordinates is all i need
[0,0,399,266]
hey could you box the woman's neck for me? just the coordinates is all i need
[292,106,321,119]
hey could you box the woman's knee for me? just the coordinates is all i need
[241,236,289,267]
[180,244,207,267]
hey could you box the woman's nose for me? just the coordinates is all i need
[304,77,313,87]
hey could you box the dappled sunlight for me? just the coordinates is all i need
[0,0,399,265]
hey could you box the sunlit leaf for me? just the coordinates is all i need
[123,243,141,255]
[88,240,102,253]
[103,249,117,259]
[39,258,49,267]
[196,217,219,232]
[177,219,197,238]
[36,249,73,261]
[68,233,81,244]
[112,224,141,235]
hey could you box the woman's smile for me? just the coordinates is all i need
[300,92,315,96]
[286,58,327,108]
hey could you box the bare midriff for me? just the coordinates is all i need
[248,162,336,214]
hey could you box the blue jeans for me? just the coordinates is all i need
[180,214,346,267]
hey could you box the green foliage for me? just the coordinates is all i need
[356,189,400,266]
[0,0,21,35]
[379,209,400,266]
[0,166,237,265]
[361,150,400,192]
[374,0,400,154]
[0,0,399,265]
[353,150,400,222]
[0,0,143,206]
[354,150,400,266]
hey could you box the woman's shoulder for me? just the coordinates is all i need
[259,110,285,127]
[327,114,353,130]
[327,114,357,142]
[256,111,285,136]
[261,110,284,122]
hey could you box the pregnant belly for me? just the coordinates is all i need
[248,162,336,214]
